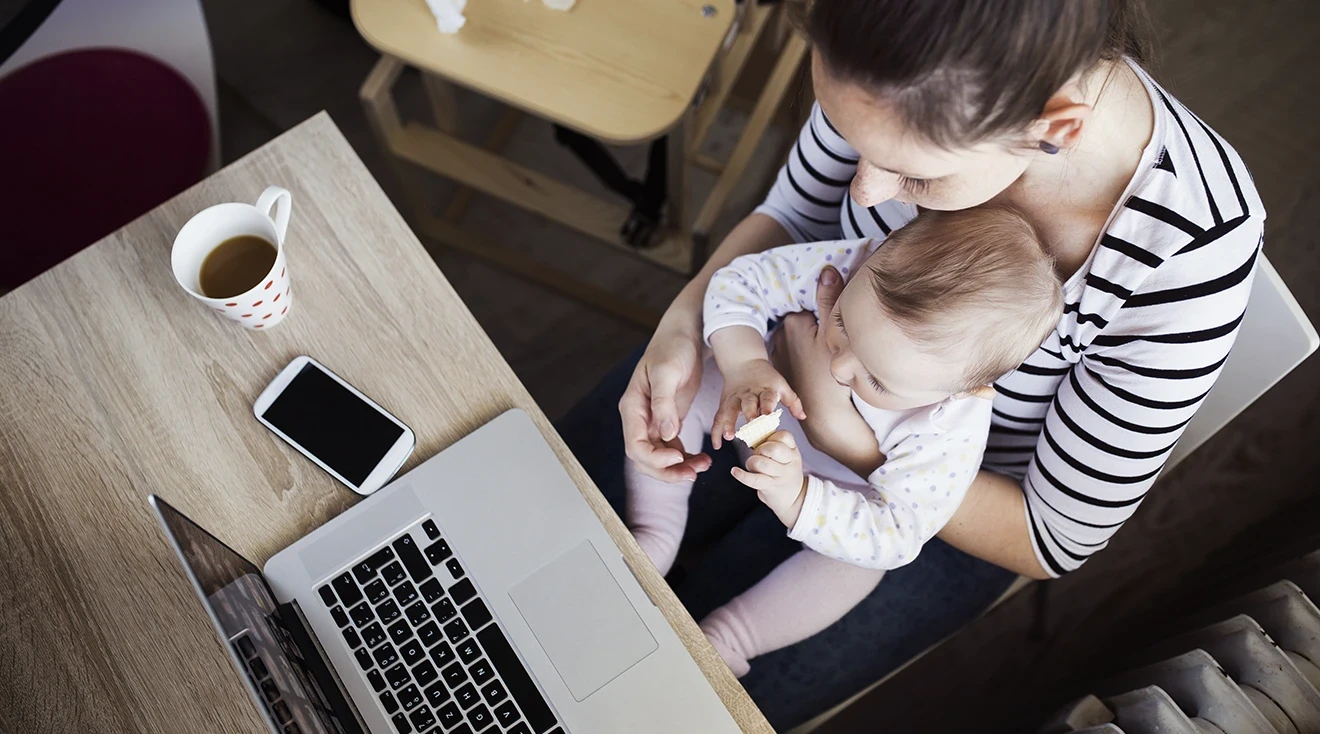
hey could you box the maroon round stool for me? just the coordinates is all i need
[0,48,211,288]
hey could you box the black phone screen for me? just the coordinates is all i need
[261,363,405,486]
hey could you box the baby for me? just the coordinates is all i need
[624,206,1064,675]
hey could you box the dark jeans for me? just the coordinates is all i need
[555,348,1016,729]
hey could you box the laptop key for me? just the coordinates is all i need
[388,620,413,646]
[466,703,492,730]
[373,643,399,669]
[481,679,507,707]
[449,579,476,606]
[398,683,423,710]
[367,669,386,692]
[469,658,494,685]
[408,704,436,731]
[451,726,473,734]
[381,690,399,714]
[330,606,349,628]
[349,602,375,627]
[430,640,455,667]
[461,599,492,631]
[236,636,257,658]
[424,539,452,565]
[361,623,386,648]
[424,680,450,707]
[507,724,532,734]
[433,598,457,624]
[332,573,363,607]
[354,648,373,671]
[405,601,432,627]
[454,683,479,709]
[417,621,441,647]
[394,581,419,607]
[400,639,426,666]
[437,702,463,728]
[318,585,337,607]
[422,519,439,540]
[365,579,389,604]
[476,625,556,733]
[359,545,396,578]
[261,679,279,702]
[413,659,439,688]
[457,639,480,665]
[385,663,411,690]
[249,657,270,680]
[341,627,362,649]
[446,558,465,580]
[494,701,520,727]
[377,599,402,624]
[419,578,445,604]
[442,660,468,688]
[393,535,434,583]
[389,712,411,734]
[444,618,469,645]
[382,561,407,586]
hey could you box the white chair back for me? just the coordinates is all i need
[1165,255,1318,470]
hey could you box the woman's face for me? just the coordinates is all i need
[812,55,1035,211]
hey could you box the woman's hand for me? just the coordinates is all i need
[618,325,713,483]
[771,267,884,478]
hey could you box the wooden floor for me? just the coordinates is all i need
[818,0,1320,730]
[205,0,1320,730]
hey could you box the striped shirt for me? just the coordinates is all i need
[753,62,1265,576]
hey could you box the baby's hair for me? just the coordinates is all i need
[867,206,1063,390]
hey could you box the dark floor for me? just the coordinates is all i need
[204,0,1320,731]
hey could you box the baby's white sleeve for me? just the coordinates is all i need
[787,397,993,569]
[703,239,875,344]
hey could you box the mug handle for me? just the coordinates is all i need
[255,186,292,244]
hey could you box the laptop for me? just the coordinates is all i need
[151,409,740,734]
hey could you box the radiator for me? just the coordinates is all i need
[1039,551,1320,734]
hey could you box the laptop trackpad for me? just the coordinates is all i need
[509,540,657,701]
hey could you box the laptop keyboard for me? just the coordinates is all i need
[317,518,563,734]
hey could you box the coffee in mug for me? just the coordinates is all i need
[172,185,295,330]
[199,235,279,298]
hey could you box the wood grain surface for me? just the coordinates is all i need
[350,0,733,143]
[0,113,769,733]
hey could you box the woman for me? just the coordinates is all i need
[557,0,1263,726]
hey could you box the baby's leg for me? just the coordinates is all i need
[700,549,886,676]
[624,361,723,576]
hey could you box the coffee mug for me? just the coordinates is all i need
[172,186,294,330]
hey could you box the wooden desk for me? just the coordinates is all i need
[0,113,770,733]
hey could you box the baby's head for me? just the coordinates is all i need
[825,207,1062,410]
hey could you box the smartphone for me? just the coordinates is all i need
[254,356,415,495]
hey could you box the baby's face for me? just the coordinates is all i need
[824,276,970,411]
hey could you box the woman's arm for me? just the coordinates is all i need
[938,471,1050,579]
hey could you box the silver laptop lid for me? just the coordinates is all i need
[150,495,360,734]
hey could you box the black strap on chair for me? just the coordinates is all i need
[552,125,667,248]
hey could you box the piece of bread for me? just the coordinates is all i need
[735,409,782,449]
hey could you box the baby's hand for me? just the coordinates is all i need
[712,359,805,450]
[731,431,808,528]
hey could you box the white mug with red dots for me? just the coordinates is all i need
[172,186,294,330]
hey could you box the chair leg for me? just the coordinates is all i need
[690,31,808,252]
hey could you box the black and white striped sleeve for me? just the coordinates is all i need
[1022,216,1263,576]
[754,102,856,243]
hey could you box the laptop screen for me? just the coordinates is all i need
[153,496,351,734]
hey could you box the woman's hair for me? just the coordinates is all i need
[806,0,1152,148]
[867,207,1063,390]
